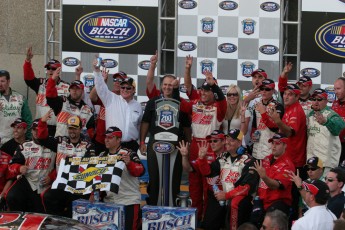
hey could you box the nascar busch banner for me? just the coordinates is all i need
[301,0,345,63]
[52,156,125,195]
[62,0,158,54]
[300,0,345,103]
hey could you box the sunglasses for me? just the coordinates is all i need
[121,86,132,90]
[306,167,318,171]
[310,97,325,102]
[113,78,123,83]
[227,93,239,97]
[208,139,221,143]
[325,177,336,182]
[46,67,57,71]
[260,88,272,91]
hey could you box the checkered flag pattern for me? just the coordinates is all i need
[176,0,281,93]
[52,156,125,195]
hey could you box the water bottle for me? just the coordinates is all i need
[252,196,262,212]
[212,184,225,206]
[93,190,100,202]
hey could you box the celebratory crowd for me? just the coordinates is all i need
[1,47,345,230]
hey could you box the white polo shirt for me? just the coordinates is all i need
[94,71,142,142]
[291,205,336,230]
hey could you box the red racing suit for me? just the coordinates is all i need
[177,86,227,220]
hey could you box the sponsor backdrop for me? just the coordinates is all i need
[301,0,345,104]
[176,0,281,94]
[61,0,158,104]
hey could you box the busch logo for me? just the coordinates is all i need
[74,11,145,49]
[315,19,345,58]
[77,211,116,225]
[147,214,193,230]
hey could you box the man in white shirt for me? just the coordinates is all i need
[292,180,336,230]
[93,61,142,152]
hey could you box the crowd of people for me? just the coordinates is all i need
[1,47,345,230]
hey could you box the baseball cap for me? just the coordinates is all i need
[302,180,330,203]
[120,77,136,88]
[10,118,28,129]
[200,82,213,91]
[251,68,268,78]
[312,88,328,99]
[268,133,288,144]
[227,129,244,141]
[297,76,312,86]
[67,116,82,129]
[304,156,323,170]
[31,119,40,129]
[113,71,127,80]
[260,79,275,89]
[105,126,122,138]
[0,70,10,78]
[69,80,84,90]
[206,130,226,139]
[285,84,301,95]
[44,59,61,69]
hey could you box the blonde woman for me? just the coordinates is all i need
[222,84,249,136]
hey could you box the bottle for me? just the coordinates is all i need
[212,184,225,206]
[93,190,100,202]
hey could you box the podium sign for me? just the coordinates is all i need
[153,98,180,206]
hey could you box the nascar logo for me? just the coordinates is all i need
[325,86,336,103]
[218,43,237,53]
[138,60,151,70]
[300,68,320,78]
[219,1,238,10]
[259,45,279,55]
[178,0,197,9]
[153,142,175,154]
[101,59,118,68]
[260,2,280,12]
[74,11,145,49]
[315,19,345,58]
[178,41,197,51]
[62,57,80,67]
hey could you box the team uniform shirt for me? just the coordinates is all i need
[244,91,281,147]
[278,77,312,116]
[291,205,336,230]
[197,153,258,198]
[252,99,284,159]
[37,120,95,180]
[331,99,345,143]
[0,151,12,193]
[23,60,70,126]
[94,71,142,142]
[8,140,55,194]
[100,148,145,206]
[45,78,94,138]
[0,89,32,146]
[327,191,345,218]
[307,107,345,168]
[179,87,227,139]
[258,153,295,210]
[282,101,307,168]
[190,152,220,191]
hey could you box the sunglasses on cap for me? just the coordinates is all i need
[113,78,123,83]
[310,97,325,102]
[121,86,132,90]
[226,93,239,97]
[306,167,318,171]
[46,66,57,71]
[260,88,272,91]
